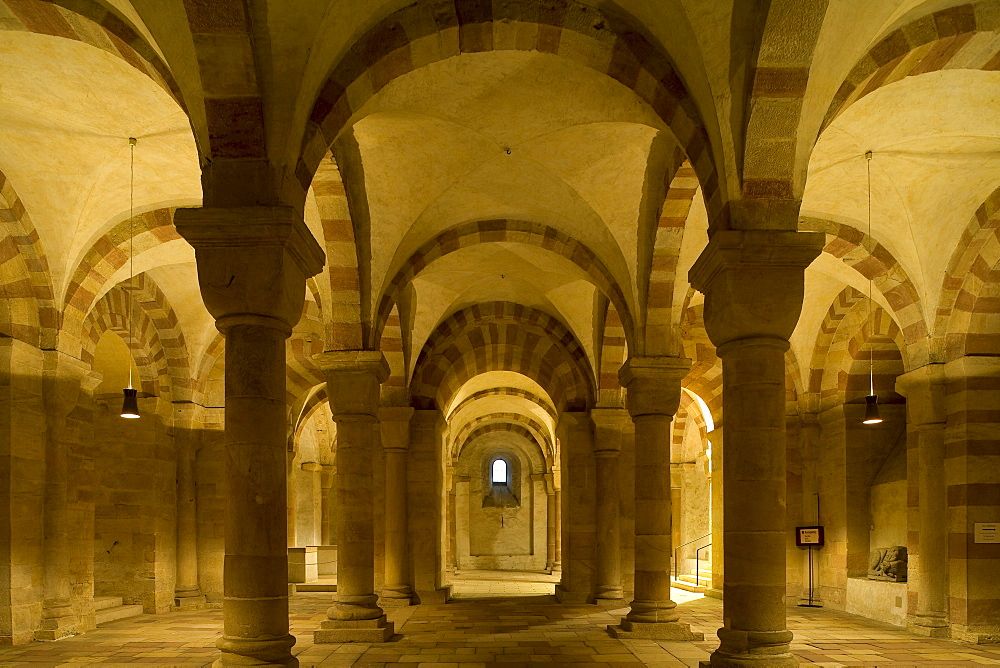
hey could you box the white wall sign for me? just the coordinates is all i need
[974,523,999,544]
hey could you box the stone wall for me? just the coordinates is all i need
[0,339,46,645]
[196,419,224,602]
[91,397,176,613]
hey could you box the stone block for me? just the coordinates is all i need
[314,615,394,643]
[607,618,704,640]
[287,546,317,583]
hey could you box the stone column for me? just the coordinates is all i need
[609,357,701,640]
[591,408,627,605]
[36,352,89,641]
[174,403,206,608]
[554,486,562,569]
[447,467,458,574]
[313,352,393,642]
[379,406,414,606]
[690,229,823,666]
[319,465,334,546]
[544,474,556,572]
[896,364,949,637]
[554,412,595,604]
[706,426,724,600]
[176,205,325,667]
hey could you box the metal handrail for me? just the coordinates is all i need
[673,533,711,580]
[695,543,712,586]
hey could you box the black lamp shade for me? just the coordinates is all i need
[121,388,140,419]
[863,394,882,424]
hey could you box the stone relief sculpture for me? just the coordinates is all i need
[868,546,908,582]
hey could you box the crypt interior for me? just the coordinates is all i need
[0,0,999,665]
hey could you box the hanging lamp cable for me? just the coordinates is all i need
[866,150,874,397]
[128,137,136,390]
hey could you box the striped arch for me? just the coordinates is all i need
[297,0,722,222]
[674,393,708,451]
[4,0,184,107]
[950,256,1000,357]
[376,219,634,351]
[0,169,56,347]
[824,2,1000,131]
[808,285,866,398]
[454,413,551,464]
[286,300,326,407]
[82,284,172,398]
[449,387,556,422]
[818,298,906,410]
[380,304,406,405]
[740,0,827,204]
[62,207,180,353]
[597,300,627,407]
[178,0,265,166]
[314,152,364,350]
[938,184,1000,358]
[800,217,928,355]
[291,384,329,442]
[194,332,225,404]
[124,273,193,401]
[679,295,724,422]
[410,302,594,413]
[645,159,698,354]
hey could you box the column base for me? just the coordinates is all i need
[35,615,77,642]
[706,588,724,600]
[174,589,209,609]
[378,592,412,608]
[554,584,589,604]
[413,588,450,604]
[594,596,627,610]
[705,628,796,666]
[215,634,297,666]
[908,615,950,638]
[607,618,704,640]
[314,615,395,643]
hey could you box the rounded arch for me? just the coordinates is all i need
[62,207,181,354]
[823,1,1000,132]
[3,0,185,109]
[449,386,556,423]
[376,219,635,352]
[295,0,722,224]
[0,168,56,348]
[800,216,928,361]
[82,283,172,399]
[453,412,552,465]
[410,302,595,413]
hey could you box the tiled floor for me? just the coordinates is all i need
[2,578,999,667]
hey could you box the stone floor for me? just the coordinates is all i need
[1,577,999,667]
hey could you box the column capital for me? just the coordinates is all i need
[688,229,823,346]
[619,356,691,418]
[42,351,92,416]
[379,406,414,452]
[896,363,946,426]
[591,407,628,454]
[175,205,325,329]
[314,351,388,416]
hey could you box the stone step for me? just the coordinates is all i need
[671,579,708,594]
[677,572,713,584]
[295,582,337,592]
[94,596,122,611]
[95,603,144,625]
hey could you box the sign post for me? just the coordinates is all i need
[796,526,824,608]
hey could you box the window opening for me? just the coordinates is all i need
[491,458,508,484]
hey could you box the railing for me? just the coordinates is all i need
[674,533,711,581]
[695,542,712,586]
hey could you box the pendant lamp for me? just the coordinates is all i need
[121,137,140,419]
[862,150,882,425]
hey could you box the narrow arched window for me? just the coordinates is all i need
[491,458,508,484]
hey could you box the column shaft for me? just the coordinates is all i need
[217,321,296,665]
[554,489,562,568]
[914,422,949,631]
[175,433,205,606]
[715,338,792,661]
[545,487,556,572]
[594,451,623,601]
[381,447,410,604]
